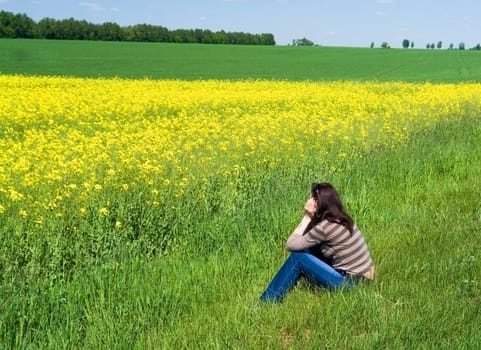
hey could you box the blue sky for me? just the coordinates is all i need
[2,0,481,48]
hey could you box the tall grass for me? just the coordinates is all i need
[5,77,479,286]
[1,114,480,349]
[1,57,481,347]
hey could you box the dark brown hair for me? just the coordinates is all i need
[311,182,354,233]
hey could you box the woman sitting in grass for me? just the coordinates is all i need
[260,182,375,303]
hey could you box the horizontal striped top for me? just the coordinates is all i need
[286,219,374,276]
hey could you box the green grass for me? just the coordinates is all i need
[2,115,480,349]
[1,39,481,348]
[2,39,481,82]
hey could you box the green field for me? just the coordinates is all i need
[2,38,481,81]
[1,39,481,349]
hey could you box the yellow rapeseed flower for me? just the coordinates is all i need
[1,74,481,223]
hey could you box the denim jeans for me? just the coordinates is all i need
[260,249,358,303]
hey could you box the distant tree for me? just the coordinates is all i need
[202,29,214,43]
[436,41,442,49]
[16,12,38,38]
[57,18,79,39]
[458,42,465,50]
[211,30,228,44]
[98,22,124,41]
[76,19,98,40]
[0,11,38,38]
[126,24,171,42]
[170,29,195,43]
[370,41,374,48]
[381,42,390,48]
[430,43,435,49]
[260,33,275,45]
[402,39,410,48]
[472,43,481,50]
[0,10,16,37]
[426,43,430,49]
[37,17,57,39]
[411,42,414,48]
[292,37,314,46]
[449,43,454,50]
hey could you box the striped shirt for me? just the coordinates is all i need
[286,219,374,276]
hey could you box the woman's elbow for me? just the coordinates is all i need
[285,241,300,251]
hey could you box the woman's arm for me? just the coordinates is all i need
[285,198,318,251]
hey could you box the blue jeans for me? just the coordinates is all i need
[260,250,358,303]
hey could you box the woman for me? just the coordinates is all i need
[260,182,375,303]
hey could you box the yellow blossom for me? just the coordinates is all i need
[1,74,481,224]
[99,207,109,217]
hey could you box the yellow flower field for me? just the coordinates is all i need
[1,75,481,225]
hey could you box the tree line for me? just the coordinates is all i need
[0,11,276,45]
[404,39,478,50]
[372,39,481,50]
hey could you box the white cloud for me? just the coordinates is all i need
[0,0,8,4]
[79,2,105,12]
[375,11,388,16]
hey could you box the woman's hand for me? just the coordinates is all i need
[304,197,318,218]
[287,197,318,242]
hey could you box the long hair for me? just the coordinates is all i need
[311,182,354,234]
